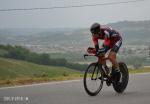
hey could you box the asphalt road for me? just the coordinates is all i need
[0,73,150,104]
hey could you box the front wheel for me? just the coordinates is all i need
[112,62,129,93]
[83,63,104,96]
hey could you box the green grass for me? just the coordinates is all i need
[0,57,82,86]
[129,68,150,74]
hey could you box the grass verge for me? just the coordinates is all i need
[0,74,84,87]
[129,68,150,74]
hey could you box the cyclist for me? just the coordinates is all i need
[90,23,122,81]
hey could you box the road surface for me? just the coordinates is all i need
[0,73,150,104]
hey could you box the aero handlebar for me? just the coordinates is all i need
[83,54,109,60]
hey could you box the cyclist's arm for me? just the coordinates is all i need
[92,36,99,52]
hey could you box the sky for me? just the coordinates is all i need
[0,0,150,28]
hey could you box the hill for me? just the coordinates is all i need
[0,20,149,53]
[0,57,82,85]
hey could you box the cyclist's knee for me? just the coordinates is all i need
[108,52,116,63]
[99,55,105,62]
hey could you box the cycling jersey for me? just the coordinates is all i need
[92,25,122,53]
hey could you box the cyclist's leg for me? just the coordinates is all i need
[99,44,110,71]
[101,39,110,67]
[108,51,119,70]
[108,39,122,81]
[108,39,122,70]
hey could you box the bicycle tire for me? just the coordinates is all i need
[83,63,104,96]
[112,62,129,93]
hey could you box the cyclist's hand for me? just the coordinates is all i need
[87,47,96,54]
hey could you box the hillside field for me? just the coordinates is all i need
[0,57,82,86]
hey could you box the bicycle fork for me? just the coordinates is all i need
[91,64,99,80]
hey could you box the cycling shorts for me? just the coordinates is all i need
[102,38,122,53]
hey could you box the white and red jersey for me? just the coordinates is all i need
[92,25,122,48]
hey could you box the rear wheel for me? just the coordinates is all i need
[83,63,104,96]
[112,62,129,93]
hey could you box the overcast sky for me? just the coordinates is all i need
[0,0,150,28]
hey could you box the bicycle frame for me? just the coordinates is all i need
[91,64,100,80]
[84,54,110,80]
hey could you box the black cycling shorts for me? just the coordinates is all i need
[102,39,122,53]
